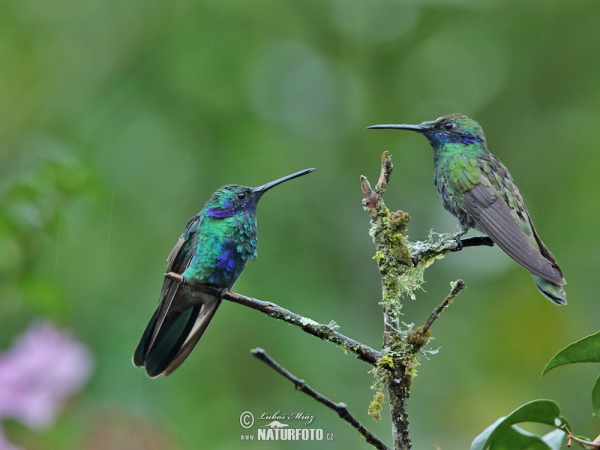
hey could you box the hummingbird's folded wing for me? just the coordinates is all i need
[150,216,201,350]
[133,215,202,372]
[461,180,565,285]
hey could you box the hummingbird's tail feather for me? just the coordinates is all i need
[133,294,222,377]
[132,308,159,368]
[161,297,222,377]
[533,275,567,305]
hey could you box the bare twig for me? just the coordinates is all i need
[422,279,466,334]
[251,348,390,450]
[361,151,392,209]
[562,425,600,449]
[376,151,393,193]
[459,236,495,249]
[361,175,378,209]
[406,280,466,355]
[164,272,381,365]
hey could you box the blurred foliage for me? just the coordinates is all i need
[1,0,600,448]
[473,331,600,449]
[471,400,568,450]
[543,330,600,428]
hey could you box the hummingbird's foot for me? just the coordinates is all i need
[452,232,466,250]
[217,287,230,298]
[165,272,184,283]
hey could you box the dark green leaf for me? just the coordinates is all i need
[471,400,564,450]
[490,425,553,450]
[592,374,600,418]
[542,331,600,376]
[472,418,504,450]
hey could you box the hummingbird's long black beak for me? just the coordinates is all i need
[253,168,315,194]
[367,123,428,133]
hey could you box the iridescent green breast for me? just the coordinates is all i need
[179,184,263,287]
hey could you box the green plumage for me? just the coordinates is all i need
[133,168,314,377]
[369,114,566,305]
[182,189,258,285]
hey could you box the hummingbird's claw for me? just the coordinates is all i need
[453,233,464,250]
[165,272,184,283]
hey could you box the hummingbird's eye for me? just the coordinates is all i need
[237,192,247,200]
[443,122,455,130]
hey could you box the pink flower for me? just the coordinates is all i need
[0,320,94,429]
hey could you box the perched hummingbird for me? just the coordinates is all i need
[368,114,566,304]
[133,168,315,377]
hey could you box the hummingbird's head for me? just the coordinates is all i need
[368,113,486,148]
[204,185,258,219]
[203,168,315,219]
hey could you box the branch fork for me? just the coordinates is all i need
[167,152,489,450]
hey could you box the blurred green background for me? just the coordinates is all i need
[1,0,599,448]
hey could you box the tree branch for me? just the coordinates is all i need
[562,425,600,449]
[361,152,414,450]
[407,279,467,355]
[165,151,484,450]
[251,348,390,450]
[411,235,494,267]
[164,272,381,365]
[422,279,465,334]
[361,153,473,450]
[361,151,392,209]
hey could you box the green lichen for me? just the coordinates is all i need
[327,320,339,330]
[364,196,433,392]
[368,204,417,325]
[401,268,426,298]
[368,391,385,422]
[407,230,460,269]
[369,352,398,397]
[362,155,461,440]
[377,354,395,370]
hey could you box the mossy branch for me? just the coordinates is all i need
[411,235,494,267]
[361,152,475,450]
[166,151,488,450]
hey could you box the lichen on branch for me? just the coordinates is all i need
[361,152,470,450]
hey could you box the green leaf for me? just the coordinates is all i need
[542,331,600,376]
[471,400,565,450]
[592,374,600,418]
[491,425,553,450]
[472,418,504,450]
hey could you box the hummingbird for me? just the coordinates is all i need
[133,168,315,377]
[368,114,566,304]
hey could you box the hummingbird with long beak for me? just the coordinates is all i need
[133,168,315,377]
[368,114,566,304]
